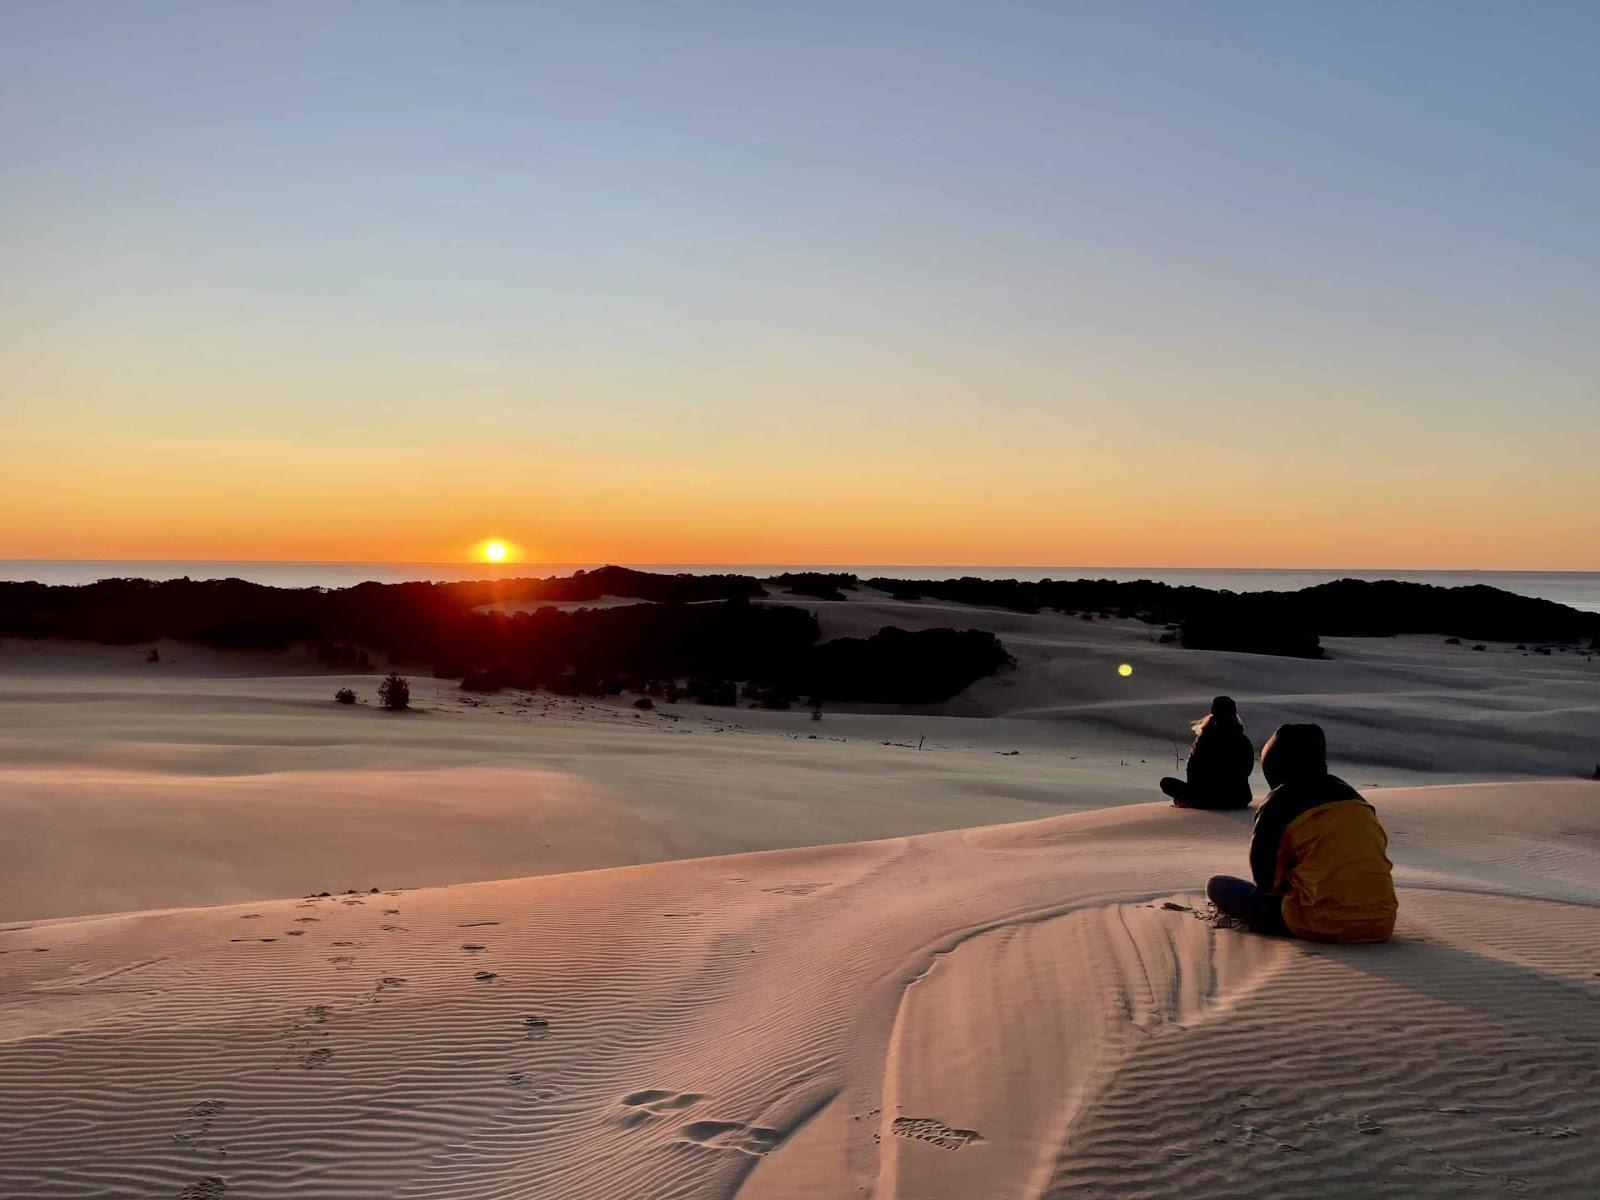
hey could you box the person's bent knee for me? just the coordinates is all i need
[1205,875,1230,904]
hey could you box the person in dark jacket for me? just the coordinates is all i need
[1207,723,1397,942]
[1159,695,1254,810]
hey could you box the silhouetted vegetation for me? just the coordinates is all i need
[805,627,1014,703]
[377,674,410,711]
[863,575,1600,658]
[334,688,358,705]
[770,572,858,601]
[4,569,1587,692]
[0,572,1015,705]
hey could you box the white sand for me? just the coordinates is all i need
[2,592,1598,1197]
[4,592,1594,920]
[2,784,1597,1198]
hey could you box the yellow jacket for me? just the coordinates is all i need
[1250,776,1397,943]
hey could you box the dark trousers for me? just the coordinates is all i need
[1206,875,1290,935]
[1161,776,1251,811]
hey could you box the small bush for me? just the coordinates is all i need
[334,688,358,705]
[378,673,411,711]
[633,696,654,710]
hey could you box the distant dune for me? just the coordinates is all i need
[3,589,1597,920]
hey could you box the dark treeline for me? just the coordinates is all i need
[769,572,859,601]
[865,576,1600,656]
[4,568,1591,690]
[0,570,1009,704]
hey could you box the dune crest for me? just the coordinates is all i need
[875,902,1291,1200]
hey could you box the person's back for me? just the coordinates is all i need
[1161,695,1253,810]
[1248,724,1397,942]
[1187,714,1254,806]
[1203,729,1395,947]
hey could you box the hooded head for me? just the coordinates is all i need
[1192,694,1242,737]
[1261,723,1328,788]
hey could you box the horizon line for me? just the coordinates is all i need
[1,559,1596,575]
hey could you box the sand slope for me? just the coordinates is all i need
[7,589,1598,922]
[3,781,1597,1199]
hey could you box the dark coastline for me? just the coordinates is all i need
[1,567,1595,705]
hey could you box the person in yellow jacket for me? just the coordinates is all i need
[1206,723,1397,942]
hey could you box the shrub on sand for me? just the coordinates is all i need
[334,688,358,705]
[377,673,411,711]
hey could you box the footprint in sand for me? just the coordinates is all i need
[676,1119,784,1156]
[300,1047,335,1069]
[620,1089,707,1124]
[474,970,499,982]
[890,1116,984,1150]
[294,917,319,924]
[459,921,500,928]
[461,943,488,952]
[762,883,825,896]
[177,1177,226,1199]
[171,1099,228,1146]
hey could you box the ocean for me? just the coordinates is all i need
[3,562,1599,612]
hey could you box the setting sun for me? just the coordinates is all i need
[481,540,509,563]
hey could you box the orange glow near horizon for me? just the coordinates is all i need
[0,424,1596,571]
[475,538,515,564]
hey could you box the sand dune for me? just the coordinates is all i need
[6,587,1596,920]
[3,782,1597,1198]
[3,596,1597,1197]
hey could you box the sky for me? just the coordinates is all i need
[3,1,1597,568]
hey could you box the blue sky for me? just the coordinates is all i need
[4,2,1597,565]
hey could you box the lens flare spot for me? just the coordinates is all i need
[1117,663,1134,677]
